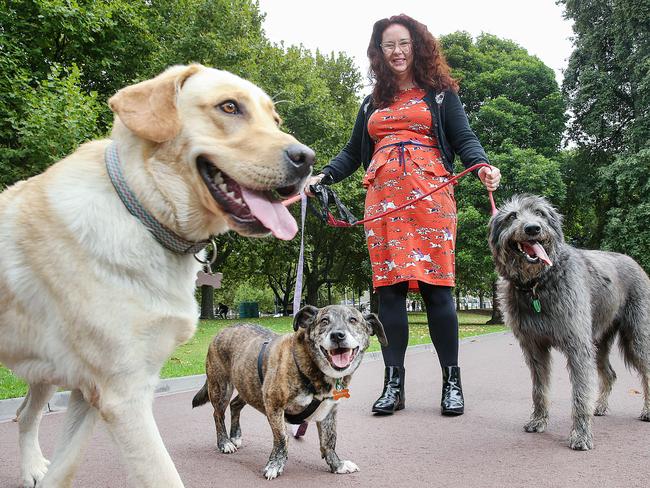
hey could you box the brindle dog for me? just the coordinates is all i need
[192,305,387,479]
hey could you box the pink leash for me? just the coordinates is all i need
[282,162,498,220]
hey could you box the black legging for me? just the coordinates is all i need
[377,281,458,368]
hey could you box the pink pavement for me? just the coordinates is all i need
[1,332,648,487]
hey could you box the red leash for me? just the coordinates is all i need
[282,162,498,225]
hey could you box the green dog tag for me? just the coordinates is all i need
[532,298,542,313]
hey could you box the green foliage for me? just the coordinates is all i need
[233,279,275,312]
[442,32,566,158]
[558,1,650,257]
[560,0,650,153]
[443,32,566,297]
[490,146,566,202]
[454,204,494,296]
[145,0,267,79]
[215,44,366,307]
[0,0,269,188]
[0,0,153,101]
[1,64,103,188]
[600,148,650,271]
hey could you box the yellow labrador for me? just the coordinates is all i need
[0,64,314,488]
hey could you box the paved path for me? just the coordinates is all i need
[1,332,648,487]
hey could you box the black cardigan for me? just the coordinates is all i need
[321,89,489,184]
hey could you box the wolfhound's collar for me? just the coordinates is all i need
[105,142,211,255]
[513,278,541,293]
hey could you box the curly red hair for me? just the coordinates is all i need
[367,14,459,108]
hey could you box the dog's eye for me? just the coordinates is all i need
[535,209,545,218]
[349,317,358,324]
[219,101,240,115]
[507,212,518,221]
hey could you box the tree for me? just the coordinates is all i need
[600,148,650,272]
[2,64,103,187]
[560,0,650,153]
[0,0,270,188]
[220,44,365,309]
[441,32,566,321]
[558,0,650,262]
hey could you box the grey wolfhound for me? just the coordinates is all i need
[489,194,650,451]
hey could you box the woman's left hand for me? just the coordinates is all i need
[478,165,501,191]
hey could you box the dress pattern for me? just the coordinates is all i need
[363,87,457,291]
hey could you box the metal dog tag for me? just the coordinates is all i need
[194,239,221,288]
[196,270,222,288]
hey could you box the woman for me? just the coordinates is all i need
[308,14,500,416]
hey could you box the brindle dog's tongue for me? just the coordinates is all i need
[330,348,352,368]
[521,241,553,266]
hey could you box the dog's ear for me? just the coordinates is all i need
[108,64,202,143]
[364,313,388,347]
[293,305,319,331]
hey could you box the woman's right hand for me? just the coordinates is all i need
[304,174,326,197]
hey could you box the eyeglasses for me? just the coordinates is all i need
[379,39,413,54]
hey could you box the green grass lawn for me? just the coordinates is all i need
[0,311,505,400]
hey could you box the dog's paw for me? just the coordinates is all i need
[334,460,360,474]
[230,436,242,448]
[639,409,650,422]
[21,455,49,488]
[594,402,608,416]
[523,417,547,433]
[568,429,593,451]
[217,439,238,454]
[263,461,285,480]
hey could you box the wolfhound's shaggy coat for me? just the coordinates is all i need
[489,194,650,451]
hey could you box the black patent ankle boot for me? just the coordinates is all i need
[441,365,464,416]
[372,366,405,415]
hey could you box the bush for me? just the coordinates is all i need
[1,64,104,188]
[233,280,275,312]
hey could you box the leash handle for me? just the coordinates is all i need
[282,184,323,208]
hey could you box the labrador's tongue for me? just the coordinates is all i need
[330,348,353,369]
[241,188,298,240]
[522,241,553,266]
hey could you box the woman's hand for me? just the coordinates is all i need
[304,173,326,197]
[478,165,501,192]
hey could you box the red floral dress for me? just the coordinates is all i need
[363,87,457,291]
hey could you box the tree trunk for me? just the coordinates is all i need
[282,293,292,315]
[455,288,461,311]
[486,280,503,324]
[200,285,215,319]
[306,282,319,307]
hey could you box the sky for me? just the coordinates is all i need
[256,0,575,94]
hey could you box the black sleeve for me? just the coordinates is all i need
[443,91,489,170]
[320,97,368,184]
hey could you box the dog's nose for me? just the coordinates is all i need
[330,330,346,343]
[285,144,315,172]
[524,223,541,236]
